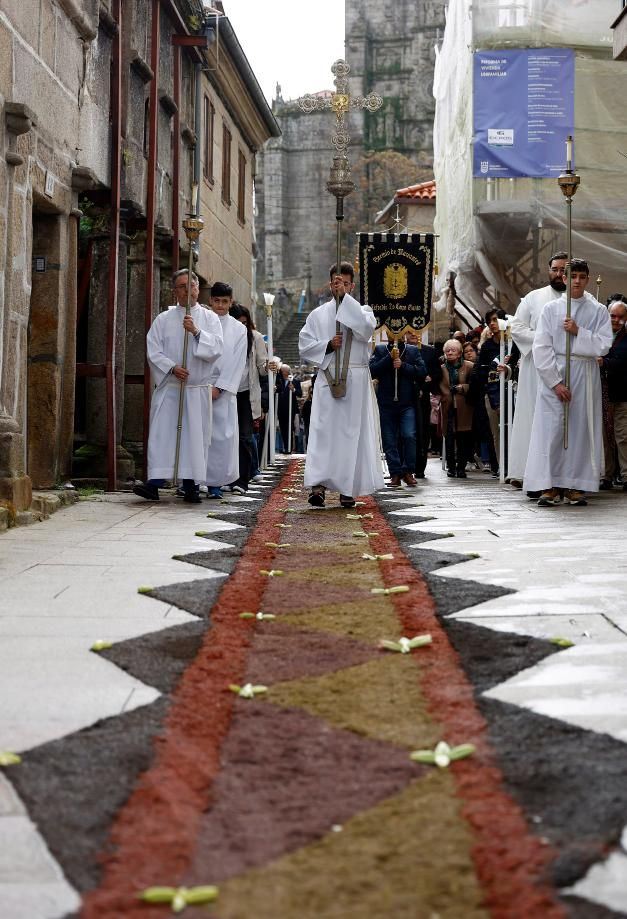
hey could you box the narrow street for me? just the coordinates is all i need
[1,461,626,917]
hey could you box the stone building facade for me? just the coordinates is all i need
[255,0,446,303]
[0,0,277,508]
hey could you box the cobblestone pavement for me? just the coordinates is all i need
[1,461,626,917]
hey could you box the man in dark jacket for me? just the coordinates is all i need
[275,364,302,453]
[599,300,627,489]
[407,331,442,478]
[370,337,427,487]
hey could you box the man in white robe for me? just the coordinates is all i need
[509,252,568,488]
[134,270,223,503]
[523,259,613,506]
[204,281,248,498]
[298,262,384,507]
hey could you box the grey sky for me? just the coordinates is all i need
[222,0,345,104]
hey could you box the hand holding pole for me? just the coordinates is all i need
[173,185,203,483]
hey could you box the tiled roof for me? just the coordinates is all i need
[394,179,436,203]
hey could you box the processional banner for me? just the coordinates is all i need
[358,233,434,337]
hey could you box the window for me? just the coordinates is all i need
[203,95,214,182]
[237,150,246,224]
[222,123,231,205]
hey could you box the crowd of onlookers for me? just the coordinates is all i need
[280,284,627,504]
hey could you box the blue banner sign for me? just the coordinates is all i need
[473,49,574,179]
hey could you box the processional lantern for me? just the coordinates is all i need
[557,135,580,450]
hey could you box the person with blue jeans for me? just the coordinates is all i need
[370,337,427,487]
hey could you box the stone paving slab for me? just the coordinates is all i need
[381,464,627,916]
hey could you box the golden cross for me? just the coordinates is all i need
[298,60,382,162]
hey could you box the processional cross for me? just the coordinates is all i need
[298,60,382,392]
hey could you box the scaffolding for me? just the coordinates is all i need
[433,0,627,322]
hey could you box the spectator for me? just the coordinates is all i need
[406,330,442,478]
[599,300,627,490]
[229,303,267,488]
[439,339,475,478]
[275,364,302,453]
[471,308,511,476]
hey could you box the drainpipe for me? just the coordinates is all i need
[143,0,160,478]
[106,0,122,491]
[172,44,181,272]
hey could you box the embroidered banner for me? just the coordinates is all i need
[358,233,434,336]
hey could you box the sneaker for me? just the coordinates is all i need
[564,489,587,506]
[231,484,248,495]
[308,485,325,507]
[387,475,402,488]
[133,483,159,501]
[339,494,356,508]
[491,470,499,478]
[403,473,418,487]
[250,474,264,484]
[599,480,613,491]
[537,488,562,506]
[207,487,223,499]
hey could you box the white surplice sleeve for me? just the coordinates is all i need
[532,305,562,391]
[510,293,536,357]
[147,312,176,387]
[215,318,247,393]
[572,306,613,359]
[299,303,334,366]
[336,293,376,342]
[193,308,223,365]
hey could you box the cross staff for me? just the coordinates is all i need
[298,60,382,393]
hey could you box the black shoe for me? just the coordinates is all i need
[133,483,159,501]
[456,470,467,479]
[599,480,614,491]
[339,494,356,508]
[308,486,325,507]
[183,492,202,504]
[446,470,456,478]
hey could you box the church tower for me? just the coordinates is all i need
[255,0,446,297]
[346,0,446,169]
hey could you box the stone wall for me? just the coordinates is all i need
[0,2,95,505]
[197,76,256,308]
[346,0,446,168]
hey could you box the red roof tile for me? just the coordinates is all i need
[394,180,436,203]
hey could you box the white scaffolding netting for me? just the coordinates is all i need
[433,0,627,319]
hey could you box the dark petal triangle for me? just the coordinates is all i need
[184,701,423,883]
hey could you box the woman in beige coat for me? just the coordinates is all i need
[439,339,475,478]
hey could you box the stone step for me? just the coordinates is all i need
[0,490,79,531]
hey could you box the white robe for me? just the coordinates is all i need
[204,312,248,486]
[509,285,562,481]
[299,293,385,497]
[523,293,612,493]
[147,304,223,481]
